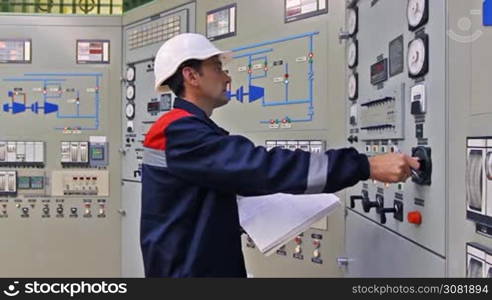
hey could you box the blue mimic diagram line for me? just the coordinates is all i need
[232,48,273,59]
[228,31,319,124]
[2,73,102,130]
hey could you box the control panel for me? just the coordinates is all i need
[0,15,121,276]
[343,0,446,276]
[345,0,443,253]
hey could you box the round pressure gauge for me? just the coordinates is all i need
[407,0,428,31]
[347,39,358,68]
[125,102,135,120]
[348,73,358,100]
[347,8,358,36]
[486,152,492,180]
[126,66,136,82]
[126,85,135,100]
[407,35,429,78]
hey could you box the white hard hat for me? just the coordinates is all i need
[154,33,232,93]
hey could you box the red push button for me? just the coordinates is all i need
[407,211,422,225]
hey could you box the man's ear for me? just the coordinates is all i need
[182,67,200,88]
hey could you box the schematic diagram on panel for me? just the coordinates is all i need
[226,32,319,128]
[1,72,103,133]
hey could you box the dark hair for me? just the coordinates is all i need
[163,59,203,97]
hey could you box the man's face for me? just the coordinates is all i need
[196,56,231,108]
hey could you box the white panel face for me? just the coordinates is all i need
[345,211,445,277]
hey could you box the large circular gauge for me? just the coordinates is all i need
[125,102,135,120]
[347,8,358,36]
[126,85,135,100]
[486,152,492,180]
[407,35,429,78]
[348,73,358,100]
[126,66,136,82]
[347,39,358,68]
[407,0,428,31]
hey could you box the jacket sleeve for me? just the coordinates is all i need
[164,116,370,196]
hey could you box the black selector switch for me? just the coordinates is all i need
[376,195,402,224]
[350,190,380,213]
[411,146,432,185]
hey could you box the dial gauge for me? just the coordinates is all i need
[347,8,358,36]
[407,35,429,78]
[126,85,135,100]
[407,0,429,31]
[348,73,358,100]
[125,102,135,120]
[347,39,358,68]
[126,66,135,82]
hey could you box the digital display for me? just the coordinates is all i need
[0,39,31,63]
[370,58,388,85]
[285,0,328,23]
[30,176,44,189]
[206,4,236,41]
[90,147,105,161]
[18,176,31,189]
[76,40,110,64]
[147,102,161,113]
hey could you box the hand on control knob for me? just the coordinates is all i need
[368,153,420,183]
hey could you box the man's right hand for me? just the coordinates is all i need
[368,153,420,183]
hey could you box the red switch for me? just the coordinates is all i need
[407,211,422,225]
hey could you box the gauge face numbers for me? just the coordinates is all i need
[347,39,358,68]
[125,102,135,120]
[407,0,428,31]
[347,8,358,36]
[348,73,358,100]
[126,85,135,100]
[126,66,135,82]
[407,35,429,78]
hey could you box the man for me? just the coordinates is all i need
[140,33,419,277]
